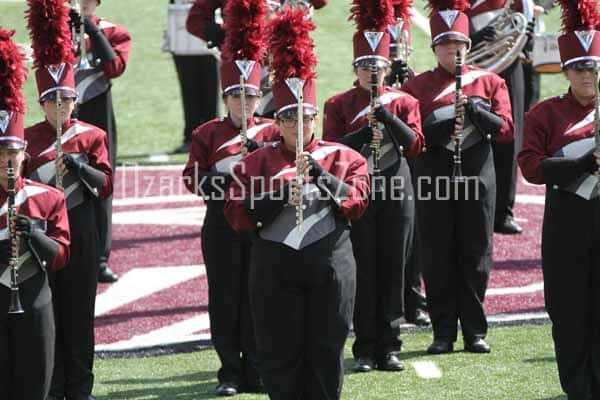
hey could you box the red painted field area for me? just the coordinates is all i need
[95,166,547,352]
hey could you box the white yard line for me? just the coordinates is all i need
[487,281,543,296]
[410,7,431,36]
[487,311,548,323]
[411,361,442,379]
[96,314,211,352]
[95,265,206,316]
[516,194,545,205]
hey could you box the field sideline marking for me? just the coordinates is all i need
[96,314,211,352]
[95,265,206,317]
[487,281,543,296]
[411,361,442,379]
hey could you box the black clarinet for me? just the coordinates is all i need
[451,49,465,183]
[369,64,383,191]
[7,160,24,315]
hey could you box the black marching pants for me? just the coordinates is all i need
[76,91,115,268]
[49,201,99,400]
[351,161,414,361]
[542,189,600,400]
[201,203,258,388]
[495,60,524,222]
[173,54,220,144]
[415,144,495,342]
[0,273,55,400]
[250,227,356,400]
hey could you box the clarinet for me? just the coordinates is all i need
[594,64,600,177]
[55,89,64,191]
[240,75,248,156]
[295,83,305,228]
[7,160,24,315]
[369,64,383,191]
[451,49,465,183]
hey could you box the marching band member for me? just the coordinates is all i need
[323,0,424,373]
[518,0,600,397]
[25,2,113,399]
[467,0,527,234]
[0,28,71,400]
[182,0,278,395]
[69,0,131,284]
[402,0,513,354]
[388,0,431,327]
[224,6,369,398]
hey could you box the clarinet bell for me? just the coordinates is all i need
[8,287,24,315]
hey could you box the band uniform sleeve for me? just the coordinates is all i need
[322,97,347,142]
[392,95,424,158]
[336,157,370,220]
[101,23,131,79]
[518,108,548,185]
[186,0,221,40]
[224,161,256,233]
[182,124,213,195]
[47,193,71,271]
[490,78,514,144]
[88,129,113,199]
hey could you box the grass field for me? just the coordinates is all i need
[93,323,566,400]
[3,0,568,163]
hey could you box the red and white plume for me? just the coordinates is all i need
[0,28,27,144]
[392,0,412,22]
[268,6,318,114]
[557,0,600,67]
[0,28,26,113]
[222,0,268,63]
[269,6,316,85]
[26,0,73,68]
[557,0,600,32]
[350,0,395,31]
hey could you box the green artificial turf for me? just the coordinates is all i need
[93,323,566,400]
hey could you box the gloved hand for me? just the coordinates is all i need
[15,215,36,239]
[205,22,225,49]
[83,17,100,36]
[387,60,410,86]
[308,156,324,179]
[471,25,497,46]
[69,8,82,30]
[63,153,84,173]
[244,138,260,153]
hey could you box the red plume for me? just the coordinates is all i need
[0,28,26,113]
[26,0,73,69]
[268,7,317,84]
[558,0,600,32]
[222,0,268,62]
[392,0,413,22]
[350,0,395,32]
[427,0,470,15]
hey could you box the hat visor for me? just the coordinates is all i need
[0,138,27,150]
[432,32,471,47]
[277,106,318,119]
[353,57,390,68]
[224,87,261,97]
[40,89,78,103]
[564,59,600,71]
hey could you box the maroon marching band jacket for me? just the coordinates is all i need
[519,90,598,190]
[186,0,328,41]
[183,116,280,194]
[322,84,425,160]
[224,137,370,250]
[0,177,70,272]
[401,65,514,147]
[24,119,113,203]
[75,15,131,104]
